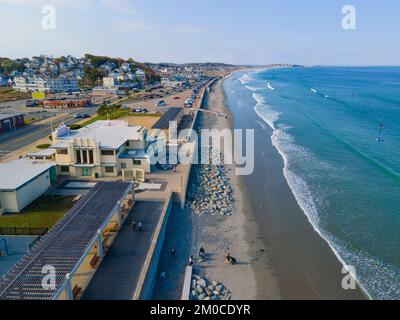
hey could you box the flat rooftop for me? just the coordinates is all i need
[81,200,165,300]
[27,149,56,157]
[0,159,54,191]
[0,182,132,300]
[52,121,144,150]
[152,107,183,130]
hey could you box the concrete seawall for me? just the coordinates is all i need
[174,76,221,209]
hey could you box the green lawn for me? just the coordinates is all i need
[0,196,75,229]
[80,110,160,127]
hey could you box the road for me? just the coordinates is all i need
[0,107,97,159]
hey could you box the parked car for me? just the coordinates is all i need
[81,114,90,118]
[157,100,167,107]
[73,113,82,118]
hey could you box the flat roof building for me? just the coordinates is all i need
[0,159,56,214]
[51,121,153,178]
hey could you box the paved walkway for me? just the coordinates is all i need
[82,200,165,300]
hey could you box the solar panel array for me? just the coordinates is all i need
[0,182,132,300]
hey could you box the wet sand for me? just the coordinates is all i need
[224,71,366,300]
[153,78,281,300]
[153,74,366,300]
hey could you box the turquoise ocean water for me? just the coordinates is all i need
[228,67,400,299]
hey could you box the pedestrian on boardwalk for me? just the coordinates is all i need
[131,220,137,231]
[138,222,143,232]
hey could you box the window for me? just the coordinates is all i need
[60,166,70,173]
[121,162,127,169]
[76,150,82,164]
[82,150,88,164]
[105,166,114,173]
[57,149,68,155]
[133,159,142,166]
[101,150,114,156]
[88,150,94,164]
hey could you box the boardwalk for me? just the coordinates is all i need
[82,200,165,300]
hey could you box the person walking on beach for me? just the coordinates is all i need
[189,256,194,266]
[131,220,137,231]
[199,247,205,259]
[170,248,176,257]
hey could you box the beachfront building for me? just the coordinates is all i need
[0,159,56,214]
[13,76,80,93]
[51,121,153,178]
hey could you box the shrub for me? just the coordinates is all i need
[36,144,51,149]
[69,124,81,130]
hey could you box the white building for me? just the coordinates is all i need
[51,121,153,178]
[0,160,56,214]
[135,69,146,82]
[13,76,80,93]
[103,76,115,88]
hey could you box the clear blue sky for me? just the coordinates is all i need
[1,0,399,65]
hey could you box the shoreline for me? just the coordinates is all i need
[198,77,282,299]
[153,77,281,300]
[153,71,366,300]
[223,70,366,300]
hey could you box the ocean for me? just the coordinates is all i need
[224,67,400,300]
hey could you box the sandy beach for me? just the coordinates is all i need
[153,78,281,300]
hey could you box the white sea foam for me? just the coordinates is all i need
[239,74,253,85]
[252,93,280,130]
[253,101,378,299]
[245,85,261,92]
[267,82,275,90]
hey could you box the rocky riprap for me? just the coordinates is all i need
[190,274,231,300]
[186,152,234,216]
